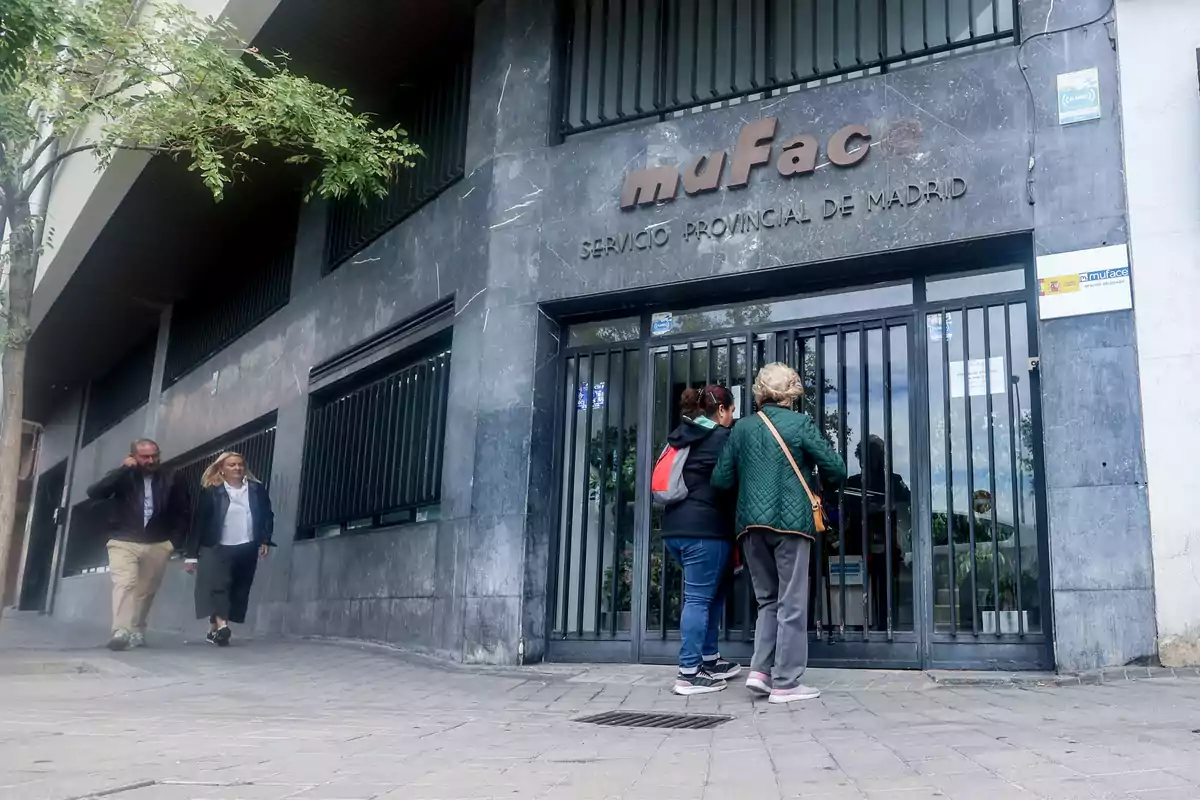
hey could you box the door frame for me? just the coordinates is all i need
[545,265,1054,670]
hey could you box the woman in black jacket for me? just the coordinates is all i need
[183,452,274,646]
[661,385,739,695]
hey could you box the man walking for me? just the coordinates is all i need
[86,439,190,651]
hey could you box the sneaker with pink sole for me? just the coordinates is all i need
[768,684,822,704]
[745,671,772,696]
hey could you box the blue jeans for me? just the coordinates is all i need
[665,538,731,671]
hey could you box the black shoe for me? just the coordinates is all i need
[206,630,218,645]
[702,657,742,680]
[214,626,232,647]
[673,669,727,696]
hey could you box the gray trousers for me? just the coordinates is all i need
[743,530,811,689]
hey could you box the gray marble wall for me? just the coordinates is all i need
[35,0,1153,670]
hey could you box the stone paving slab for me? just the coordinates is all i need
[3,616,1200,800]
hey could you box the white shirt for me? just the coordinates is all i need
[142,476,154,527]
[220,482,254,546]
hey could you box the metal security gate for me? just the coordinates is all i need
[548,271,1052,669]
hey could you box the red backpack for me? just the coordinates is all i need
[651,444,690,506]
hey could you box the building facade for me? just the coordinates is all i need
[11,0,1161,672]
[1115,0,1200,668]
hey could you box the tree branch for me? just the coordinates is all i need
[17,135,58,176]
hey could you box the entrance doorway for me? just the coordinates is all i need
[19,460,67,612]
[548,267,1051,669]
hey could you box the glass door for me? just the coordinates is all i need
[638,315,920,667]
[923,298,1051,669]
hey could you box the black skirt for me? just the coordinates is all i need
[194,542,259,623]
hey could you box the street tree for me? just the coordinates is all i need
[0,0,420,614]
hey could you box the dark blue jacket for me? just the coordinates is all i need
[185,482,275,558]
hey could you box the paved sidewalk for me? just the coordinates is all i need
[3,616,1200,799]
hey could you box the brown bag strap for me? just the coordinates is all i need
[757,411,821,508]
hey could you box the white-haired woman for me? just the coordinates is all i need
[183,452,274,646]
[712,363,846,703]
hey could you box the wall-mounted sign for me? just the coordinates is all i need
[620,118,872,209]
[1057,68,1101,125]
[1036,244,1131,319]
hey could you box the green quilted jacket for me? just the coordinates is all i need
[711,405,847,539]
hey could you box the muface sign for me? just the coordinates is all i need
[619,118,871,209]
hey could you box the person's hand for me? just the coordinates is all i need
[122,456,138,468]
[183,560,197,574]
[259,544,270,559]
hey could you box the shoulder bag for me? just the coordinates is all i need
[757,411,829,534]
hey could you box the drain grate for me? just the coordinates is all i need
[574,710,732,730]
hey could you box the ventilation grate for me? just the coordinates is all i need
[574,711,732,730]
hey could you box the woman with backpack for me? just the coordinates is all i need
[712,363,846,704]
[656,385,741,695]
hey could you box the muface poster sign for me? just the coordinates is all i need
[578,117,967,260]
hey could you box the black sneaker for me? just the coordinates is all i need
[702,657,742,680]
[205,630,218,645]
[214,626,232,647]
[673,669,727,696]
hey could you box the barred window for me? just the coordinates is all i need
[82,329,158,446]
[323,52,471,272]
[164,213,296,387]
[297,331,451,539]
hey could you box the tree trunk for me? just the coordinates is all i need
[0,199,36,620]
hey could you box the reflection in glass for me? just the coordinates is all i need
[927,302,1040,636]
[567,317,640,347]
[555,347,640,637]
[652,282,913,337]
[926,266,1025,302]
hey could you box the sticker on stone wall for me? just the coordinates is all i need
[1036,245,1132,319]
[1057,68,1101,125]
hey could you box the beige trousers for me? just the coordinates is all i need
[107,539,174,634]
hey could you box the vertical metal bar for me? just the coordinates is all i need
[962,306,979,636]
[922,0,929,49]
[882,324,895,640]
[405,367,423,507]
[594,353,612,634]
[597,0,610,121]
[634,0,646,112]
[615,0,628,116]
[743,332,755,643]
[836,331,847,636]
[710,0,720,96]
[705,340,714,385]
[944,0,952,45]
[811,0,820,77]
[833,0,842,70]
[854,0,863,66]
[749,0,760,88]
[580,0,593,126]
[814,332,827,638]
[992,0,1000,35]
[577,353,597,636]
[941,311,956,635]
[690,0,701,101]
[967,0,976,39]
[610,349,628,635]
[1004,305,1024,635]
[660,345,673,638]
[789,0,800,80]
[560,355,580,633]
[859,326,869,639]
[764,0,776,85]
[879,0,889,60]
[984,309,1002,637]
[730,0,739,94]
[433,352,451,502]
[656,0,671,111]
